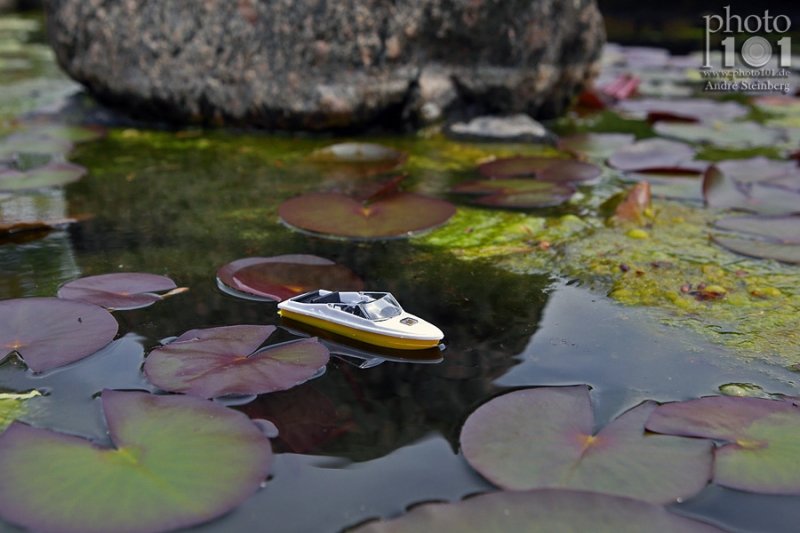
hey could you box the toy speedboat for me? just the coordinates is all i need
[277,290,444,350]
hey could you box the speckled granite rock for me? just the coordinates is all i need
[46,0,605,131]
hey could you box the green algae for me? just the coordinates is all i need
[0,390,40,433]
[417,199,800,364]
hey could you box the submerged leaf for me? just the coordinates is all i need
[460,386,712,504]
[0,390,272,533]
[0,298,118,372]
[217,255,363,302]
[349,488,727,533]
[306,143,408,179]
[452,179,576,208]
[144,325,330,398]
[58,273,180,310]
[646,396,800,494]
[278,192,456,240]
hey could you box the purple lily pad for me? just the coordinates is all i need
[654,121,784,149]
[349,488,727,533]
[557,133,636,159]
[0,162,87,191]
[452,179,576,208]
[712,236,800,263]
[714,157,799,184]
[306,143,408,179]
[58,273,180,310]
[460,386,712,504]
[278,192,457,240]
[646,396,800,494]
[615,98,749,123]
[144,325,330,398]
[0,297,118,372]
[23,124,108,144]
[477,156,602,183]
[0,390,272,533]
[714,215,800,243]
[703,164,800,215]
[608,139,698,172]
[0,133,74,159]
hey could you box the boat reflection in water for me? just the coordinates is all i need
[280,316,445,369]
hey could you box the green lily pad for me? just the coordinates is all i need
[646,396,800,494]
[452,179,576,208]
[348,488,727,533]
[460,386,712,504]
[58,273,181,310]
[0,162,87,191]
[0,297,118,372]
[608,139,698,172]
[144,325,330,398]
[0,390,273,533]
[477,156,602,183]
[278,192,457,240]
[654,121,784,149]
[703,164,800,215]
[557,133,636,159]
[217,255,364,302]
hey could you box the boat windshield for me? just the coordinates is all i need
[359,294,402,321]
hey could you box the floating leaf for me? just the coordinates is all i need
[0,298,118,372]
[614,182,651,222]
[217,255,364,302]
[713,157,799,184]
[703,164,800,215]
[608,139,697,172]
[750,95,800,116]
[646,396,800,494]
[0,162,87,191]
[349,488,727,533]
[22,124,107,143]
[477,156,602,183]
[278,192,456,240]
[0,133,73,159]
[58,273,181,310]
[712,236,800,264]
[615,98,749,123]
[460,386,712,504]
[0,390,272,533]
[654,121,784,149]
[306,143,408,179]
[144,325,330,398]
[714,215,800,243]
[452,179,575,208]
[558,133,636,159]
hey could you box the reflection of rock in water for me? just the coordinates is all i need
[0,189,81,298]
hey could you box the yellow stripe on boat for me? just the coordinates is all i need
[278,309,440,350]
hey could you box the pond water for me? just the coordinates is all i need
[2,11,800,533]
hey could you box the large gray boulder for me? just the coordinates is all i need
[47,0,604,131]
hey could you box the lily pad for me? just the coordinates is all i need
[654,121,784,149]
[217,255,361,302]
[557,133,636,159]
[0,390,272,533]
[58,273,181,310]
[703,164,800,215]
[646,396,800,494]
[477,156,602,183]
[348,488,727,533]
[0,133,73,159]
[608,139,698,172]
[0,162,87,191]
[459,386,712,504]
[0,297,118,372]
[278,192,457,240]
[712,236,800,264]
[306,143,408,179]
[144,325,330,398]
[615,98,749,123]
[623,173,703,202]
[714,215,800,242]
[452,180,576,208]
[22,124,107,143]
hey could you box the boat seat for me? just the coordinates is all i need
[312,292,342,304]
